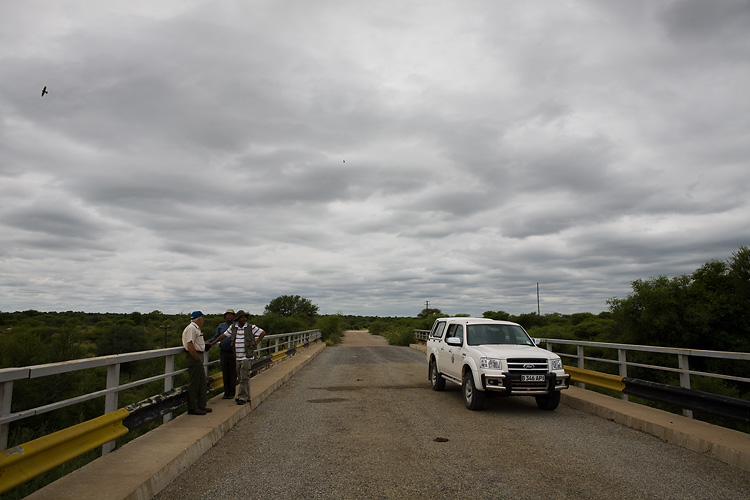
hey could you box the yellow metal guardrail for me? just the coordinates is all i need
[208,372,224,392]
[0,408,129,493]
[271,350,288,363]
[0,333,322,495]
[564,365,625,393]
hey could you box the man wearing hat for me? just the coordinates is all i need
[182,311,212,415]
[210,310,266,405]
[206,309,237,399]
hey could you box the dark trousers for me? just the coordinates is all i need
[186,352,207,411]
[220,349,237,397]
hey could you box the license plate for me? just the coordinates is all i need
[521,374,546,382]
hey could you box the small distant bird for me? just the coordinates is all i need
[343,160,345,163]
[41,86,48,97]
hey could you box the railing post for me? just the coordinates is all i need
[577,345,585,389]
[678,354,693,418]
[164,354,175,424]
[102,363,120,455]
[1,381,12,451]
[618,349,628,401]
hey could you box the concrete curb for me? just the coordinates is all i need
[25,342,327,500]
[561,386,750,471]
[411,343,750,471]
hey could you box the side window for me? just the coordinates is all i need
[455,325,464,342]
[430,321,446,339]
[445,324,457,338]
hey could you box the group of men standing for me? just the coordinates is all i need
[181,309,267,415]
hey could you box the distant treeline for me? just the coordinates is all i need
[364,246,750,352]
[1,247,748,367]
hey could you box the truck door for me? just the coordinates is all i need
[439,323,464,380]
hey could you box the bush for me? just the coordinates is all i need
[255,313,313,334]
[316,314,344,345]
[369,320,389,336]
[387,326,416,346]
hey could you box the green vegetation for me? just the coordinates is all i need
[0,297,344,499]
[1,246,748,497]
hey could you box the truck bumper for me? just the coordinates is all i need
[482,372,570,394]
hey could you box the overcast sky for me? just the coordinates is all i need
[1,1,748,318]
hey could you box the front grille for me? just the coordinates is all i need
[507,358,548,374]
[507,358,548,392]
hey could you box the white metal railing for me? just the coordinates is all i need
[541,338,750,418]
[0,329,320,452]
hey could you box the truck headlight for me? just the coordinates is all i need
[480,358,503,370]
[549,358,563,371]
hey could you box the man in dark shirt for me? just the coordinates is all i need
[206,309,236,399]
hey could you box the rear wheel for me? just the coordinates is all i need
[535,391,561,410]
[462,371,485,410]
[430,358,445,391]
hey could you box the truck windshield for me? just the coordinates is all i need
[466,324,534,346]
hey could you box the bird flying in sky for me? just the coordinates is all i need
[41,86,48,97]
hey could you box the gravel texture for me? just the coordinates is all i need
[153,332,750,500]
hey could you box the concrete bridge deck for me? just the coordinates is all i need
[25,332,750,500]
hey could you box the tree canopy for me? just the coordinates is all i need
[607,245,750,352]
[264,295,319,318]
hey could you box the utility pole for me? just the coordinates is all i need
[159,325,172,348]
[537,283,541,316]
[425,300,429,311]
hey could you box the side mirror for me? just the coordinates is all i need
[533,338,541,346]
[446,337,463,347]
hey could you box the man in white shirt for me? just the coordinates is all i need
[211,310,266,405]
[181,311,212,415]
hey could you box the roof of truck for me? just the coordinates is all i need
[434,317,521,326]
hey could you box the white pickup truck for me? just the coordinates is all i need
[426,317,570,410]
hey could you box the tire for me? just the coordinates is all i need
[535,391,561,410]
[430,358,445,391]
[462,371,485,410]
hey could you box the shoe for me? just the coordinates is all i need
[200,407,213,413]
[235,399,247,405]
[187,409,207,415]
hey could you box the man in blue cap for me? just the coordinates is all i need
[182,311,212,415]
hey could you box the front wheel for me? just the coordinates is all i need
[535,391,561,410]
[430,358,445,391]
[462,371,485,410]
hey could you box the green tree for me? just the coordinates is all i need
[607,246,750,351]
[255,313,312,334]
[265,295,319,318]
[728,246,750,338]
[483,310,511,321]
[513,312,548,329]
[417,308,442,319]
[96,323,147,356]
[608,275,693,347]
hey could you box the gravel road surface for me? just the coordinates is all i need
[154,331,750,500]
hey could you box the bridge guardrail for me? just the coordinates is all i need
[543,338,750,420]
[0,329,321,494]
[0,330,321,452]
